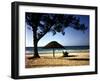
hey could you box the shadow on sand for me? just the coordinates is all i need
[66,55,77,57]
[67,58,89,61]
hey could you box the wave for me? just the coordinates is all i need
[26,49,89,54]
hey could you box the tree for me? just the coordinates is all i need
[26,13,87,58]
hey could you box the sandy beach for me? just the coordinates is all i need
[25,52,89,68]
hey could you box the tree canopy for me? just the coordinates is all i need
[26,13,87,41]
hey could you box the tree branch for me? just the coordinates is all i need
[37,25,52,41]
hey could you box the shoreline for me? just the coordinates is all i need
[25,49,89,55]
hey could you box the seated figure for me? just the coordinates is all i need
[62,50,69,57]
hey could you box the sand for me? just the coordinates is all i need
[25,52,89,68]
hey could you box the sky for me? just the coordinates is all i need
[26,14,89,47]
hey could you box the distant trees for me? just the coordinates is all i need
[26,13,87,58]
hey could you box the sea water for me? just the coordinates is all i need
[25,46,89,54]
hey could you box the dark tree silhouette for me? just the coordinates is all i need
[26,13,87,58]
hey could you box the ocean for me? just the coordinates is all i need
[25,46,89,54]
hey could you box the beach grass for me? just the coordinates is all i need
[25,52,89,68]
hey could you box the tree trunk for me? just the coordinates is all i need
[33,27,40,58]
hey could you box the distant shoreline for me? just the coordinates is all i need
[26,45,89,48]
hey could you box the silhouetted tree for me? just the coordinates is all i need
[26,13,87,58]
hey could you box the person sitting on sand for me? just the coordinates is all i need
[62,50,69,57]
